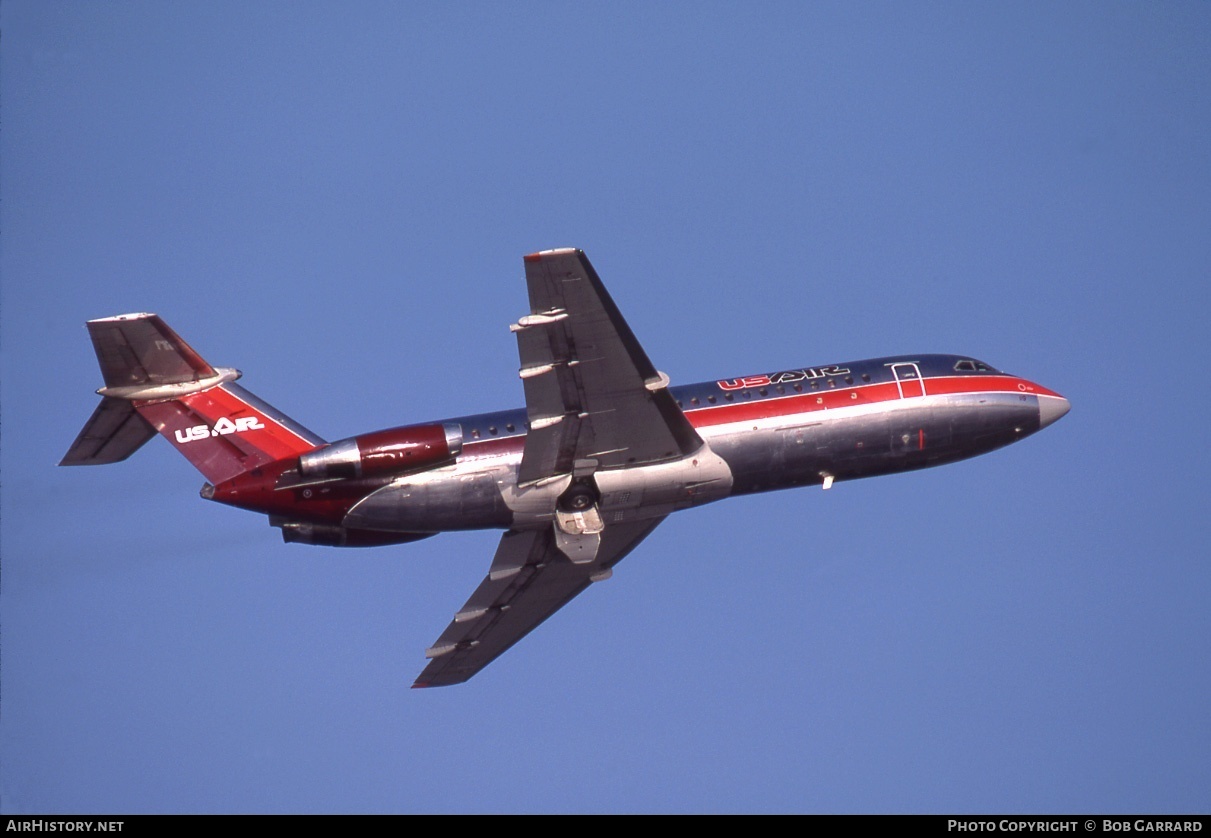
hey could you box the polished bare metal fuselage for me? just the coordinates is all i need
[326,357,1064,540]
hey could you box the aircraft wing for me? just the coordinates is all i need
[415,250,693,686]
[513,248,702,484]
[413,517,664,688]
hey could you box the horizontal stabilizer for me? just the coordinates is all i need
[60,397,156,466]
[86,313,216,389]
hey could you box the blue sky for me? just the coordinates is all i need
[2,1,1208,814]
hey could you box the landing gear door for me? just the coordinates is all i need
[891,363,925,399]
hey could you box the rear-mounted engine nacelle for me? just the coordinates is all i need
[275,520,436,548]
[298,422,462,481]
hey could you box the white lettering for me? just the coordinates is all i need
[173,417,266,444]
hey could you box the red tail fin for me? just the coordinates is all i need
[135,380,323,484]
[62,313,324,483]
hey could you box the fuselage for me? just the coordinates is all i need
[207,353,1069,545]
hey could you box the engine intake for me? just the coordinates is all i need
[298,422,462,481]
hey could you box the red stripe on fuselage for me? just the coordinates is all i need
[923,375,1062,400]
[447,374,1053,460]
[681,374,1045,430]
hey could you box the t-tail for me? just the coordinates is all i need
[60,313,326,484]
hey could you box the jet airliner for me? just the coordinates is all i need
[62,249,1070,686]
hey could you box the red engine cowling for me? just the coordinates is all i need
[297,422,462,480]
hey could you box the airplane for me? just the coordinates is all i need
[61,248,1070,687]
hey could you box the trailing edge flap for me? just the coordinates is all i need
[60,397,157,466]
[514,249,702,485]
[413,516,665,688]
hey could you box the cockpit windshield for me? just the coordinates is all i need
[953,359,1000,374]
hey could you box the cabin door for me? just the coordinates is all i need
[891,363,925,399]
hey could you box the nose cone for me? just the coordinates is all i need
[1038,394,1071,429]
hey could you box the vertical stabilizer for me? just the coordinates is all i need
[62,314,325,484]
